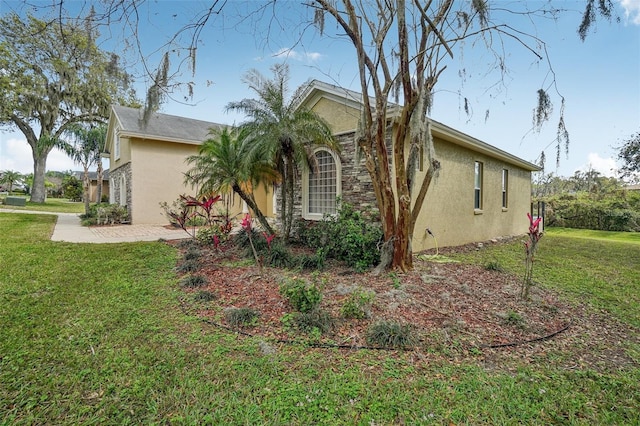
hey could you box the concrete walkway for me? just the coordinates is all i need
[0,209,190,243]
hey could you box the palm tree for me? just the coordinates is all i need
[0,170,23,193]
[185,126,279,235]
[62,124,107,215]
[226,63,340,240]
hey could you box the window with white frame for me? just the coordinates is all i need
[113,125,120,160]
[501,169,509,209]
[474,161,483,210]
[304,149,340,219]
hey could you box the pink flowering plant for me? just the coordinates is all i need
[522,212,543,300]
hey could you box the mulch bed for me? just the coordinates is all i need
[171,240,639,372]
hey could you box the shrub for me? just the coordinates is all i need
[176,259,200,274]
[196,226,218,245]
[180,275,207,288]
[82,203,129,226]
[279,276,322,313]
[295,201,382,270]
[224,307,260,328]
[341,287,375,319]
[264,241,294,268]
[294,248,327,271]
[365,321,416,349]
[294,308,334,334]
[502,311,526,328]
[183,247,202,261]
[193,290,216,302]
[484,259,504,272]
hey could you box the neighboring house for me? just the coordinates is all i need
[73,170,110,202]
[104,105,275,224]
[289,80,541,252]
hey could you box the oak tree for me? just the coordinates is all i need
[0,12,136,203]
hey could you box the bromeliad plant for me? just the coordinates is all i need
[522,212,543,300]
[161,194,224,239]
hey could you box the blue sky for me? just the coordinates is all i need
[1,0,639,179]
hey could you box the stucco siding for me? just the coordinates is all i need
[412,137,531,251]
[310,97,360,134]
[130,138,198,224]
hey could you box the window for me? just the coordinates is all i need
[474,161,483,210]
[501,169,509,209]
[113,125,120,160]
[304,149,340,219]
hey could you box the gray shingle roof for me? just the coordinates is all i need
[112,105,223,144]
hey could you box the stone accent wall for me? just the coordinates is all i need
[279,131,380,231]
[109,162,132,217]
[336,132,379,218]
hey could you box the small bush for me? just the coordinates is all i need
[193,290,216,302]
[365,321,416,349]
[177,239,199,249]
[294,248,327,271]
[180,275,207,288]
[295,201,382,270]
[503,311,526,328]
[341,288,375,319]
[176,259,200,274]
[196,226,218,246]
[224,307,260,328]
[183,247,202,261]
[484,260,504,272]
[279,277,322,313]
[295,308,334,334]
[265,242,294,268]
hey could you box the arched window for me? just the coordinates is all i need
[303,149,341,220]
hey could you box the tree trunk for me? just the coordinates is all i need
[285,158,295,240]
[83,166,90,216]
[232,183,275,235]
[96,160,104,203]
[30,154,48,203]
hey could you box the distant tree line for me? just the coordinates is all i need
[534,169,640,232]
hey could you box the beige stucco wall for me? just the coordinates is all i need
[110,135,132,168]
[309,95,533,251]
[127,138,272,224]
[129,138,197,224]
[411,137,531,251]
[311,97,360,133]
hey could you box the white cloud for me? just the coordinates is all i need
[620,0,640,25]
[272,48,324,63]
[0,136,78,174]
[579,153,618,177]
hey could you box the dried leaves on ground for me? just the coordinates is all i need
[172,241,639,373]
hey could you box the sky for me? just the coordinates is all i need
[1,0,639,180]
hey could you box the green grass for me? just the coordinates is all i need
[448,228,640,329]
[1,213,638,425]
[0,197,84,214]
[547,227,640,245]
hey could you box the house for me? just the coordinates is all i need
[290,80,541,252]
[72,170,110,202]
[105,81,539,252]
[103,105,275,224]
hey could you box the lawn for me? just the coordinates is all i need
[0,214,638,425]
[0,197,84,214]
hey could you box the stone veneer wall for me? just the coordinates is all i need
[109,162,132,218]
[278,131,380,231]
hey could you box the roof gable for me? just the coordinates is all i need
[296,80,540,172]
[109,105,223,145]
